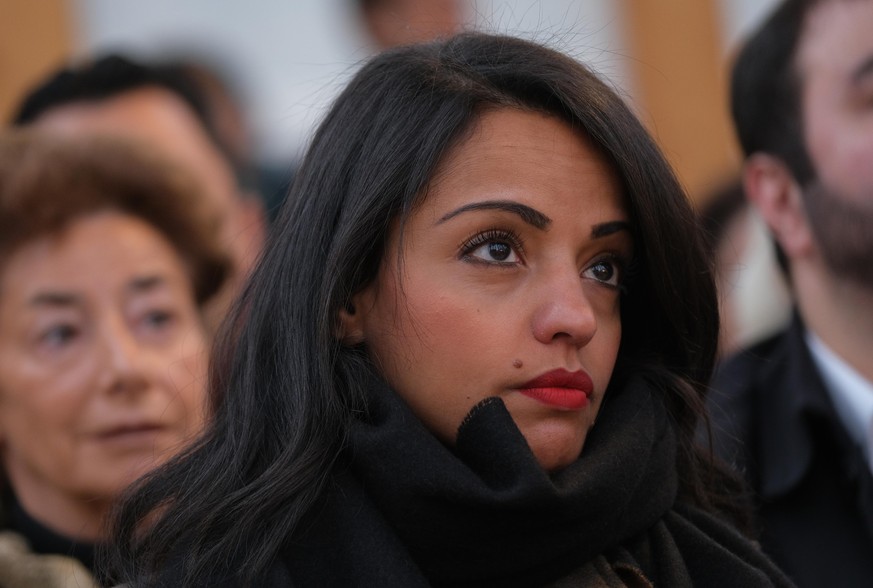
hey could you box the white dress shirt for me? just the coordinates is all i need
[806,331,873,475]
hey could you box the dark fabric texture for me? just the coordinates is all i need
[8,499,97,574]
[708,314,873,587]
[276,374,793,587]
[0,492,100,587]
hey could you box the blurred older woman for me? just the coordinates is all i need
[0,130,229,587]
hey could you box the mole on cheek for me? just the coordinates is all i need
[512,359,523,369]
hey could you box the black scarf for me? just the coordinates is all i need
[279,375,793,587]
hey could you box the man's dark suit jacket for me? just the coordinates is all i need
[708,315,873,587]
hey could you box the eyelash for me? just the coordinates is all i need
[459,228,526,265]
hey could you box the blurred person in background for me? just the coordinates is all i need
[154,55,294,223]
[708,0,873,585]
[0,130,229,587]
[355,0,466,50]
[699,178,791,358]
[10,55,266,332]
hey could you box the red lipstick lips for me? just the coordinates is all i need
[518,368,593,410]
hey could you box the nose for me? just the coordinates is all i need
[98,318,149,397]
[531,267,598,347]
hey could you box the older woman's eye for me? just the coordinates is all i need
[461,229,524,265]
[40,324,79,349]
[142,310,176,331]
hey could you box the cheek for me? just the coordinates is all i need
[814,132,873,187]
[365,282,506,442]
[580,303,622,396]
[840,136,873,189]
[0,362,92,433]
[805,98,873,193]
[0,372,84,478]
[600,313,623,375]
[150,327,209,435]
[371,279,502,378]
[165,341,209,431]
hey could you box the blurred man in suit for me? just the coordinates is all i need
[709,1,873,585]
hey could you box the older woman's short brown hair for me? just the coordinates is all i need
[0,129,230,305]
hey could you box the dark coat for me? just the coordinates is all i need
[708,315,873,587]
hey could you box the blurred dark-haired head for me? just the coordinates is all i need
[11,54,267,322]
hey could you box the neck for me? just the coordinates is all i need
[4,460,109,542]
[793,261,873,383]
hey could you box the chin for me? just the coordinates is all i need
[524,425,587,472]
[536,451,582,473]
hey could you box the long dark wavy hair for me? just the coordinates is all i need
[109,33,732,586]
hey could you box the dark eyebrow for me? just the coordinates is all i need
[851,53,873,85]
[592,220,632,239]
[437,200,552,230]
[29,292,80,307]
[26,276,167,306]
[128,275,167,293]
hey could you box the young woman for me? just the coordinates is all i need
[0,130,228,587]
[111,34,793,587]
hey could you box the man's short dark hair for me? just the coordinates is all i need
[12,54,207,128]
[9,54,253,187]
[730,0,825,186]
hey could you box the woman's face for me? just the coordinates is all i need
[0,210,208,535]
[345,108,632,471]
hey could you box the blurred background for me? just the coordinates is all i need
[1,0,791,352]
[3,0,778,202]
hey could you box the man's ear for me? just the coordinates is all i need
[743,154,814,259]
[336,287,373,346]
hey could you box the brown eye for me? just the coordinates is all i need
[591,261,614,281]
[461,229,524,265]
[468,240,519,263]
[486,242,512,261]
[583,257,622,288]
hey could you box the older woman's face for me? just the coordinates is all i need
[345,109,632,471]
[0,210,208,534]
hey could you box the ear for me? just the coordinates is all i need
[743,154,815,260]
[336,287,374,346]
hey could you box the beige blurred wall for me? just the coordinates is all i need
[619,0,739,204]
[0,0,75,123]
[2,0,738,204]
